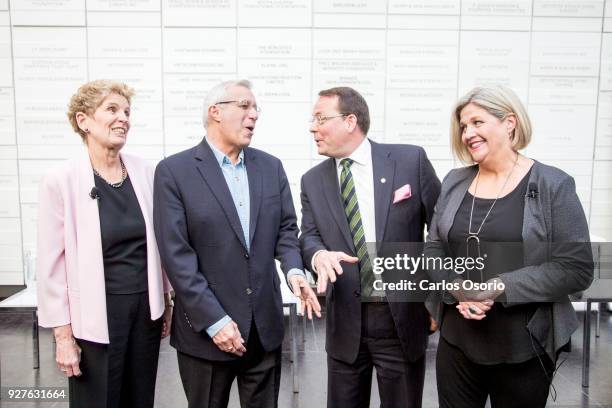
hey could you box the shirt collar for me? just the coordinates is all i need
[335,137,371,169]
[206,136,245,167]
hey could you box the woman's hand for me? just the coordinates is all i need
[448,278,505,303]
[456,300,494,320]
[53,325,82,377]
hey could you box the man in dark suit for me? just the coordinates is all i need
[153,79,320,408]
[300,87,441,408]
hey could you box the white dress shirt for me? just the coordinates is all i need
[312,138,377,272]
[335,138,376,245]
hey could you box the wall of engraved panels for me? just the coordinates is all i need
[0,0,611,284]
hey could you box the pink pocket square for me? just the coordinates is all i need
[393,184,412,204]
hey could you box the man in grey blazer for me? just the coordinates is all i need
[300,87,441,407]
[154,79,320,408]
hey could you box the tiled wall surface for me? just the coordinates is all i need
[1,0,611,284]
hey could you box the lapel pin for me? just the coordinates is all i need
[380,178,386,183]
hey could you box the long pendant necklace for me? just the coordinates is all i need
[93,157,127,188]
[467,153,519,280]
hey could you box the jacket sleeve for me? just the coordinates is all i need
[422,170,460,318]
[500,175,594,304]
[299,175,327,273]
[418,146,441,231]
[153,160,227,333]
[274,161,304,276]
[145,160,173,295]
[36,172,71,328]
[423,170,455,284]
[162,268,173,293]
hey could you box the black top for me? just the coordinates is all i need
[95,174,148,294]
[442,168,539,364]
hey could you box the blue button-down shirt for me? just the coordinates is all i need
[208,139,251,249]
[205,138,305,338]
[205,139,249,337]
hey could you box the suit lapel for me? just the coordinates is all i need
[440,166,477,241]
[371,142,395,246]
[321,158,354,251]
[75,154,104,266]
[194,141,248,251]
[74,152,107,328]
[246,149,262,246]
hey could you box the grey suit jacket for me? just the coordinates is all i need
[425,160,594,362]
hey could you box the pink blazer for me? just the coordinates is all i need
[36,151,171,344]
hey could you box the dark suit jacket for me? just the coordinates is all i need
[154,139,303,361]
[300,140,441,364]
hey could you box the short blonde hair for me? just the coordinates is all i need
[450,86,532,164]
[67,80,134,142]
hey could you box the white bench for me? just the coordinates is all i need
[0,284,39,369]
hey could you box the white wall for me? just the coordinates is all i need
[1,0,611,284]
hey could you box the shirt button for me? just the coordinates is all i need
[244,253,249,259]
[354,290,361,297]
[246,288,253,295]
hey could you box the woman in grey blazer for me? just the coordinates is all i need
[424,86,593,408]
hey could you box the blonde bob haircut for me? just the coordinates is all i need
[450,85,532,164]
[67,79,134,142]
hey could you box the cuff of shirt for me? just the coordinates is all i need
[286,268,306,292]
[311,249,326,273]
[206,315,232,338]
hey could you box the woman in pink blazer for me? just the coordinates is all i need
[36,80,172,408]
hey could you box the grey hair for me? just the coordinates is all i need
[202,79,253,129]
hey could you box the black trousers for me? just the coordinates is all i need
[177,323,282,408]
[327,303,426,408]
[436,336,555,408]
[69,292,163,408]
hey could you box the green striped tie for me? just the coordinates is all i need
[340,159,375,298]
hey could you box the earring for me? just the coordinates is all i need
[84,128,89,133]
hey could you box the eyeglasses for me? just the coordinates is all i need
[216,99,261,113]
[309,113,349,126]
